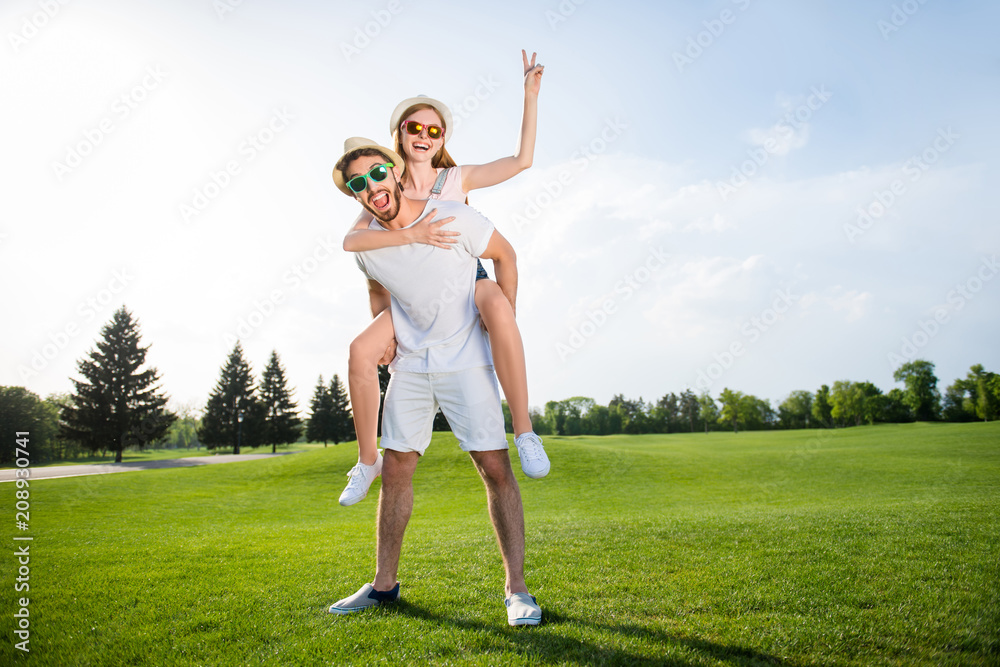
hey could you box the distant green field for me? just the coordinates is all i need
[2,443,320,469]
[3,447,215,468]
[3,423,998,665]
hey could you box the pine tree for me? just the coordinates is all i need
[680,389,700,433]
[199,343,257,454]
[259,350,302,452]
[329,374,355,444]
[60,307,176,462]
[307,375,334,445]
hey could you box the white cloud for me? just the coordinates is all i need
[475,148,996,405]
[2,2,997,415]
[807,287,874,323]
[746,122,810,156]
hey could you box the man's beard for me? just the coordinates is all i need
[362,180,403,223]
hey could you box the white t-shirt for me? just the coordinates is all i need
[355,199,495,373]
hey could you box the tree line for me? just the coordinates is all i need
[2,306,998,464]
[527,359,1000,436]
[1,308,353,464]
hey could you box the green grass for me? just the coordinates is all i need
[3,423,998,665]
[4,448,216,468]
[2,443,318,469]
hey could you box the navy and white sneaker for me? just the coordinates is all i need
[505,592,542,626]
[328,582,400,615]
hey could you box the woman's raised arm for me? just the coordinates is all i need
[461,50,544,193]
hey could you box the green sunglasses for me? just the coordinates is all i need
[347,162,394,194]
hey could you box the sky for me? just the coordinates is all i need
[2,0,998,416]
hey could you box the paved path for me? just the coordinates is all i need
[0,452,299,482]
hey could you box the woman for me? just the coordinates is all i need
[337,50,546,506]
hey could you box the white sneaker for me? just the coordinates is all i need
[514,432,549,479]
[338,453,383,506]
[329,582,400,615]
[505,592,542,626]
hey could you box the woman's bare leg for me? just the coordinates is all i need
[348,311,395,465]
[475,280,533,436]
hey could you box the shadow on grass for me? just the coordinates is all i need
[379,600,796,666]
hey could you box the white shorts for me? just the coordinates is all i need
[379,366,508,455]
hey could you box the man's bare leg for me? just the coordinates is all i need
[470,449,528,597]
[373,449,420,591]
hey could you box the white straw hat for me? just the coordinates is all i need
[388,95,454,144]
[331,136,404,196]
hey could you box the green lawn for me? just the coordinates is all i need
[6,448,216,468]
[3,443,316,469]
[3,423,998,665]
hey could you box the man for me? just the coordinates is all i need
[327,137,545,626]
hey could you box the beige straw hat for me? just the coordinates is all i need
[331,136,404,196]
[389,95,454,144]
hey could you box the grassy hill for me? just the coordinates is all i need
[3,423,998,665]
